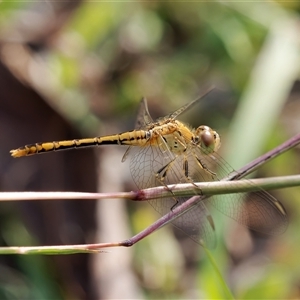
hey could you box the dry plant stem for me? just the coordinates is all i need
[1,175,300,202]
[227,132,300,180]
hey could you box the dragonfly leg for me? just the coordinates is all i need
[195,157,218,180]
[183,158,203,194]
[155,160,179,210]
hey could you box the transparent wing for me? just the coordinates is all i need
[188,146,288,236]
[129,138,217,249]
[165,200,217,249]
[210,190,288,235]
[135,97,154,129]
[122,98,154,163]
[169,87,215,120]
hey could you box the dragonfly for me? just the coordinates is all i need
[10,88,288,248]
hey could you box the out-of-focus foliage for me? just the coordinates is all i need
[1,1,300,299]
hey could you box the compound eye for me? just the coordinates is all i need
[196,125,221,153]
[201,130,214,148]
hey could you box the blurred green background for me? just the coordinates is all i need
[1,1,300,299]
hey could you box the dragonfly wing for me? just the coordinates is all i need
[129,136,174,189]
[209,191,288,235]
[121,146,131,162]
[129,140,217,248]
[168,87,215,120]
[135,98,154,129]
[189,147,288,235]
[122,98,154,163]
[168,200,217,249]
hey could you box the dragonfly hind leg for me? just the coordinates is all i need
[183,158,204,194]
[155,159,180,211]
[155,156,204,211]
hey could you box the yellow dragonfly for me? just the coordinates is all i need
[10,89,288,248]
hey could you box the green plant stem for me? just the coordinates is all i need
[203,246,235,300]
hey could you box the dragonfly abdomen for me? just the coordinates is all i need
[10,130,151,157]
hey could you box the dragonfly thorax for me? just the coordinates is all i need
[193,125,221,154]
[161,131,189,155]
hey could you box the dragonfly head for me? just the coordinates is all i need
[194,125,221,154]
